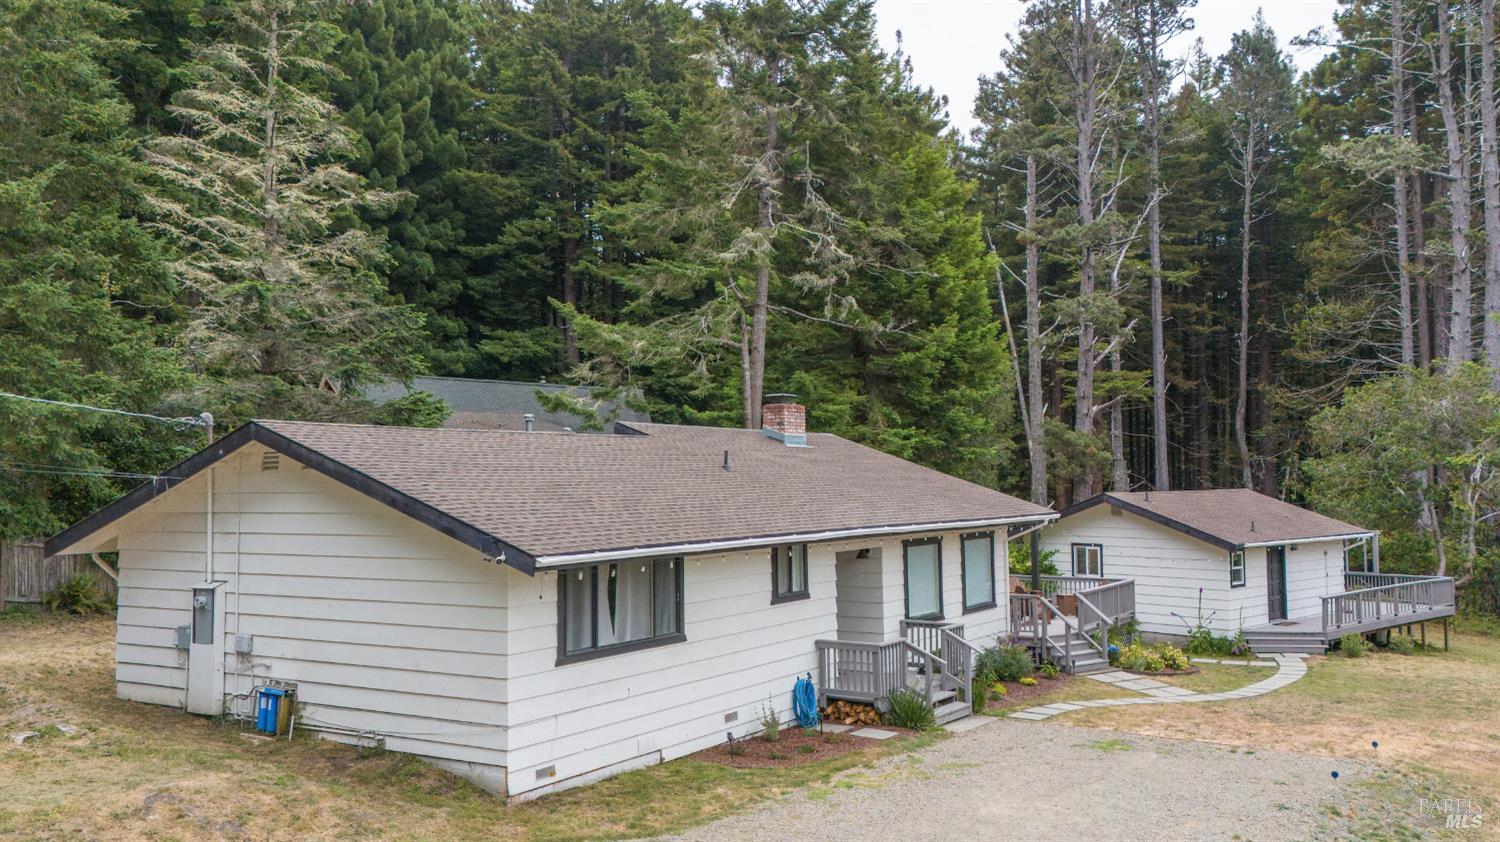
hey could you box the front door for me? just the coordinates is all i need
[1265,547,1288,622]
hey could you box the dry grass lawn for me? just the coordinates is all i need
[1067,630,1500,816]
[0,612,939,841]
[1151,662,1276,694]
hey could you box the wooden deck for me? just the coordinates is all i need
[1244,573,1455,653]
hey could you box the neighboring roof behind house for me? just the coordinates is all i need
[47,419,1054,572]
[1058,489,1375,551]
[363,376,649,431]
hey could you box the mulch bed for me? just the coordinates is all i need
[980,674,1073,711]
[696,725,913,769]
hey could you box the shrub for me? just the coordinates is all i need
[1339,633,1371,657]
[1228,630,1255,657]
[1039,661,1061,680]
[977,644,1033,683]
[796,744,815,754]
[43,575,110,615]
[1117,642,1189,672]
[727,739,746,757]
[1184,626,1235,657]
[885,687,936,731]
[1387,635,1417,655]
[1018,676,1037,687]
[757,696,780,742]
[1107,617,1141,646]
[990,683,1007,697]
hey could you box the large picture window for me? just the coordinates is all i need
[559,557,683,663]
[771,544,809,603]
[904,537,943,620]
[961,532,996,612]
[1071,543,1102,577]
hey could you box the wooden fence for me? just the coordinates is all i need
[0,540,118,610]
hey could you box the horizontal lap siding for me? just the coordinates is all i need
[1042,507,1255,635]
[503,545,838,795]
[1284,540,1345,621]
[112,446,509,770]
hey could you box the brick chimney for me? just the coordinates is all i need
[761,393,807,447]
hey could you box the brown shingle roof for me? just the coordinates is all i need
[48,419,1053,571]
[1061,490,1374,550]
[259,420,1050,560]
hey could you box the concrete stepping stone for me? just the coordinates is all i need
[849,727,897,740]
[820,723,854,734]
[943,716,993,734]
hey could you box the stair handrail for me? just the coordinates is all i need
[1072,591,1111,657]
[899,639,945,707]
[938,627,978,706]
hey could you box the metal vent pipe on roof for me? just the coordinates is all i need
[524,413,534,432]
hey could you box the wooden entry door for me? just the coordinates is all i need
[1266,547,1288,621]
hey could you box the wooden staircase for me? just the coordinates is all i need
[1041,631,1111,674]
[1009,576,1136,675]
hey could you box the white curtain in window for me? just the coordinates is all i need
[653,559,676,635]
[906,542,941,617]
[612,560,652,643]
[790,545,806,591]
[563,568,592,652]
[962,535,993,607]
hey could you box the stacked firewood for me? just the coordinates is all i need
[822,700,881,726]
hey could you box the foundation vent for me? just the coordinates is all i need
[723,711,739,724]
[535,765,556,781]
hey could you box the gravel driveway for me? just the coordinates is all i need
[665,719,1373,842]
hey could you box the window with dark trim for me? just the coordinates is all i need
[1229,550,1246,588]
[558,557,684,664]
[960,531,996,613]
[1071,543,1103,577]
[771,544,810,603]
[903,537,943,620]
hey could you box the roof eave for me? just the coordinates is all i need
[44,422,539,574]
[532,512,1058,567]
[1055,493,1238,552]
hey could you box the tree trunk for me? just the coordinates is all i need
[1414,169,1431,368]
[1392,0,1415,368]
[1235,131,1254,490]
[1072,0,1099,499]
[1147,109,1169,490]
[1437,0,1474,368]
[1025,156,1048,505]
[746,97,779,429]
[1480,0,1500,386]
[261,8,280,253]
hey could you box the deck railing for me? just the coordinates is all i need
[1321,575,1456,633]
[814,639,904,708]
[1344,572,1445,590]
[900,618,963,658]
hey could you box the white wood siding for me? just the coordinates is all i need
[1042,506,1350,635]
[113,446,509,776]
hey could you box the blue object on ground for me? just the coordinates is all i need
[792,673,820,728]
[256,687,286,734]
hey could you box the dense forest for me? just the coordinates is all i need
[2,0,1499,612]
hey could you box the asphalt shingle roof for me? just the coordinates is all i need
[247,420,1052,562]
[1064,489,1374,550]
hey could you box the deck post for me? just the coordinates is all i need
[1421,622,1426,648]
[1443,617,1449,651]
[1371,532,1380,572]
[1030,532,1041,593]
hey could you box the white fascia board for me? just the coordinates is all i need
[1238,532,1376,549]
[533,513,1058,567]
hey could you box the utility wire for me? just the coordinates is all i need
[0,459,177,481]
[0,391,210,431]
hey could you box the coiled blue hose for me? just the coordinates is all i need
[792,673,820,728]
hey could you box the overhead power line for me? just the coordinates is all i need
[0,392,212,436]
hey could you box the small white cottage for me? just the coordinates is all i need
[1039,490,1455,652]
[46,398,1053,799]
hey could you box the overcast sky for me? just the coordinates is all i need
[871,0,1343,136]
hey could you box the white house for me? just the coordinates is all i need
[1039,490,1455,653]
[45,398,1054,800]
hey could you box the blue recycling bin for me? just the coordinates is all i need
[256,687,286,734]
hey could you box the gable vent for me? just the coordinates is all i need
[260,453,280,472]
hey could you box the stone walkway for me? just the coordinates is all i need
[1005,653,1308,721]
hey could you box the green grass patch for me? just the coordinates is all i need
[1155,663,1276,694]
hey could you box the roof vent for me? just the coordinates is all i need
[761,394,807,447]
[260,453,280,472]
[524,413,535,432]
